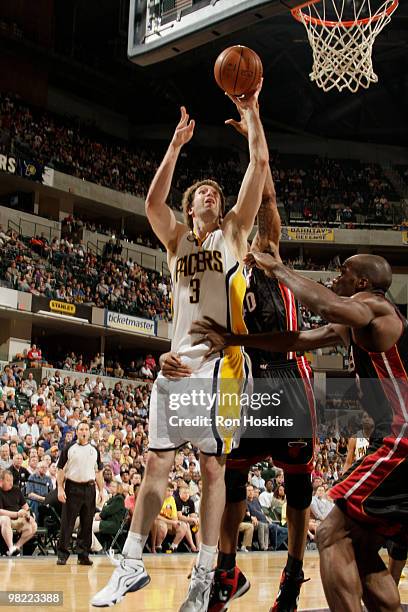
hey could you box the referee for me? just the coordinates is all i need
[56,421,103,565]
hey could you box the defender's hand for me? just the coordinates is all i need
[244,251,279,277]
[190,317,231,358]
[160,351,193,380]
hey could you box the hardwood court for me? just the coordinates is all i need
[0,552,406,612]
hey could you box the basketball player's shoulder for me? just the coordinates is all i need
[350,291,391,315]
[169,225,190,254]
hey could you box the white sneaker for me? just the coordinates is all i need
[239,546,249,552]
[179,565,215,612]
[6,545,21,557]
[90,558,150,607]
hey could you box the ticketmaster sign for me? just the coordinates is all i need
[105,311,157,336]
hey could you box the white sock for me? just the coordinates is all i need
[122,532,148,560]
[196,543,217,571]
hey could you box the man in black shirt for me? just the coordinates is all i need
[9,454,30,489]
[175,486,200,552]
[0,469,37,556]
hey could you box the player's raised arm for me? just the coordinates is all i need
[225,110,280,254]
[145,106,194,253]
[222,81,269,242]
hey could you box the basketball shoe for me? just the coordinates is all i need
[90,557,150,607]
[208,566,250,612]
[270,569,308,612]
[179,564,215,611]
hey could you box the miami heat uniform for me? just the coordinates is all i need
[226,267,316,473]
[149,229,251,456]
[330,301,408,537]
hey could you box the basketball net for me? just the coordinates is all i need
[292,0,399,93]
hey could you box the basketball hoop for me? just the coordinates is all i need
[291,0,399,93]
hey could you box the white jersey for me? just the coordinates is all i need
[171,228,248,372]
[354,430,369,461]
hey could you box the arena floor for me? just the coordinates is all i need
[0,552,406,611]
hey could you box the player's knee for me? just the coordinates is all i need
[201,455,224,486]
[285,473,312,510]
[145,450,173,477]
[316,518,336,551]
[225,469,247,504]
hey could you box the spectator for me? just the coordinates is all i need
[175,486,200,552]
[26,461,53,521]
[27,344,42,362]
[0,444,11,470]
[245,485,269,551]
[155,485,188,553]
[91,481,126,552]
[250,465,266,492]
[0,469,37,556]
[9,454,30,489]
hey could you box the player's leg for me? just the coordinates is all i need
[354,530,402,612]
[271,471,312,612]
[91,449,176,607]
[387,540,407,585]
[208,467,251,612]
[317,505,365,612]
[180,453,226,612]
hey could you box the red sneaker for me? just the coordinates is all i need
[270,569,309,612]
[207,566,250,612]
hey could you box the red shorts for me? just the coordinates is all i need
[330,435,408,538]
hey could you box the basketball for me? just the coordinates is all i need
[214,45,263,97]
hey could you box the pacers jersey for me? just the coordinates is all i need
[244,267,303,369]
[171,229,248,371]
[349,302,408,438]
[354,431,369,461]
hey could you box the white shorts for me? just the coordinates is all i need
[148,351,252,456]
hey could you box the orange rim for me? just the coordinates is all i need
[291,0,398,28]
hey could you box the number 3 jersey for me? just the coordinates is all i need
[170,228,249,372]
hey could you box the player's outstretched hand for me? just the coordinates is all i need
[171,106,195,149]
[225,78,263,114]
[190,316,231,357]
[244,251,279,277]
[160,351,193,380]
[225,108,248,139]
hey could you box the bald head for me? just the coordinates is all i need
[345,255,392,293]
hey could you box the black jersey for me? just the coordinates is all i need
[244,267,303,368]
[349,301,408,439]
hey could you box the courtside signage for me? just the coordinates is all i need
[105,311,157,336]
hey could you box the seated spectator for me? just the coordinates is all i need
[26,461,53,521]
[310,485,334,523]
[0,469,37,556]
[250,465,265,492]
[246,485,288,551]
[154,485,187,553]
[9,454,30,489]
[245,485,269,551]
[113,363,124,379]
[175,486,200,552]
[0,444,11,470]
[259,479,285,522]
[22,373,37,398]
[91,481,126,552]
[27,344,42,362]
[140,361,154,380]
